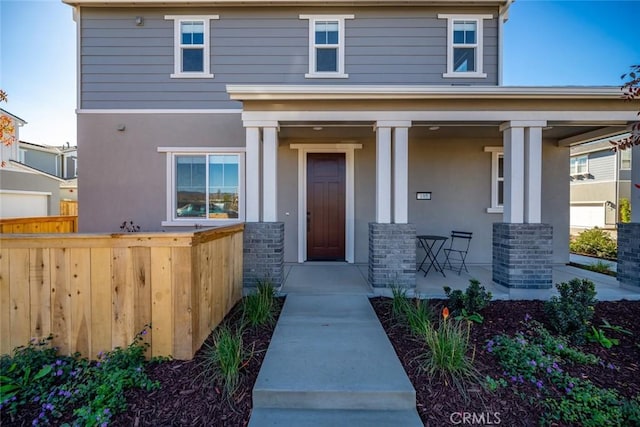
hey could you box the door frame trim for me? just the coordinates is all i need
[290,143,362,263]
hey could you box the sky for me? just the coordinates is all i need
[1,0,639,147]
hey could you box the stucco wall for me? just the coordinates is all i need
[77,112,244,232]
[79,114,569,264]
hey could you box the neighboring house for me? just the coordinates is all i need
[0,111,63,218]
[19,141,78,180]
[62,0,640,293]
[570,135,632,230]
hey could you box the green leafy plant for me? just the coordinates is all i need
[243,280,276,327]
[421,307,478,393]
[0,327,157,426]
[619,197,631,223]
[586,260,613,275]
[404,298,433,337]
[544,278,597,344]
[484,375,507,392]
[569,227,617,260]
[600,319,632,336]
[443,278,492,317]
[390,286,410,319]
[586,327,619,349]
[199,325,247,397]
[454,308,484,324]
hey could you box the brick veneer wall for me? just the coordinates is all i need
[243,222,284,288]
[368,222,416,288]
[618,223,640,289]
[492,223,553,289]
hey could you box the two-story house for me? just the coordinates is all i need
[570,134,632,231]
[0,110,65,218]
[62,0,640,294]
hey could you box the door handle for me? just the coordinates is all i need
[307,212,311,231]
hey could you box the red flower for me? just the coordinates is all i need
[442,307,450,320]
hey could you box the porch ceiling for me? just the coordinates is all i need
[277,122,627,144]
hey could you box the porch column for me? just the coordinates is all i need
[618,143,640,290]
[242,121,283,289]
[245,127,261,222]
[524,126,543,223]
[262,125,279,222]
[375,124,392,224]
[369,121,415,289]
[494,121,551,297]
[393,124,410,224]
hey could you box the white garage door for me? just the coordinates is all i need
[0,190,49,218]
[570,204,605,228]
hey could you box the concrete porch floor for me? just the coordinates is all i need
[280,262,640,301]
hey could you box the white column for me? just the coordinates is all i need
[245,127,261,222]
[375,125,392,223]
[524,126,543,223]
[262,126,278,222]
[632,144,640,222]
[500,123,525,223]
[393,126,410,224]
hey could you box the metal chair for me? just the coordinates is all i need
[442,231,472,275]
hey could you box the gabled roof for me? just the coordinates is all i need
[5,160,67,183]
[0,108,27,125]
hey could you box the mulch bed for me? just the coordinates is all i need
[370,297,640,426]
[112,297,284,427]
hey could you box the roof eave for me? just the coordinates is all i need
[226,85,630,101]
[62,0,509,7]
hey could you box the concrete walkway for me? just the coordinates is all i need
[248,294,422,426]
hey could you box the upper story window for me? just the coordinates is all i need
[570,155,588,175]
[438,14,492,79]
[620,149,631,170]
[300,15,354,78]
[165,15,219,78]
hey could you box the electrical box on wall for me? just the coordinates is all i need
[416,192,432,200]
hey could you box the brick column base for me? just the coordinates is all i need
[492,223,553,290]
[618,223,640,290]
[368,223,416,288]
[243,222,284,289]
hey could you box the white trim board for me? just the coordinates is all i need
[77,109,242,114]
[289,143,362,264]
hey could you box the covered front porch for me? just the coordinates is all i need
[279,262,640,301]
[228,85,640,297]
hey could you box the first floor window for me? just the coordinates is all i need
[158,148,245,225]
[570,155,588,175]
[485,146,503,213]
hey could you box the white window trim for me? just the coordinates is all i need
[299,14,354,79]
[620,149,632,170]
[438,14,492,79]
[158,147,245,226]
[570,154,589,176]
[165,15,219,79]
[290,143,362,263]
[485,146,503,213]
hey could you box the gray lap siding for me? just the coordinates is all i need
[80,7,499,109]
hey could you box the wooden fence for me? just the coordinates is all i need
[0,216,78,234]
[60,200,78,216]
[0,224,244,360]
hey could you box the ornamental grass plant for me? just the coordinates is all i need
[242,280,276,327]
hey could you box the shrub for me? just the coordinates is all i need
[619,198,631,223]
[544,278,597,344]
[421,307,478,393]
[443,279,492,317]
[243,280,276,327]
[199,325,246,397]
[569,228,617,260]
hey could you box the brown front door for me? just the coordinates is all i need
[307,153,346,261]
